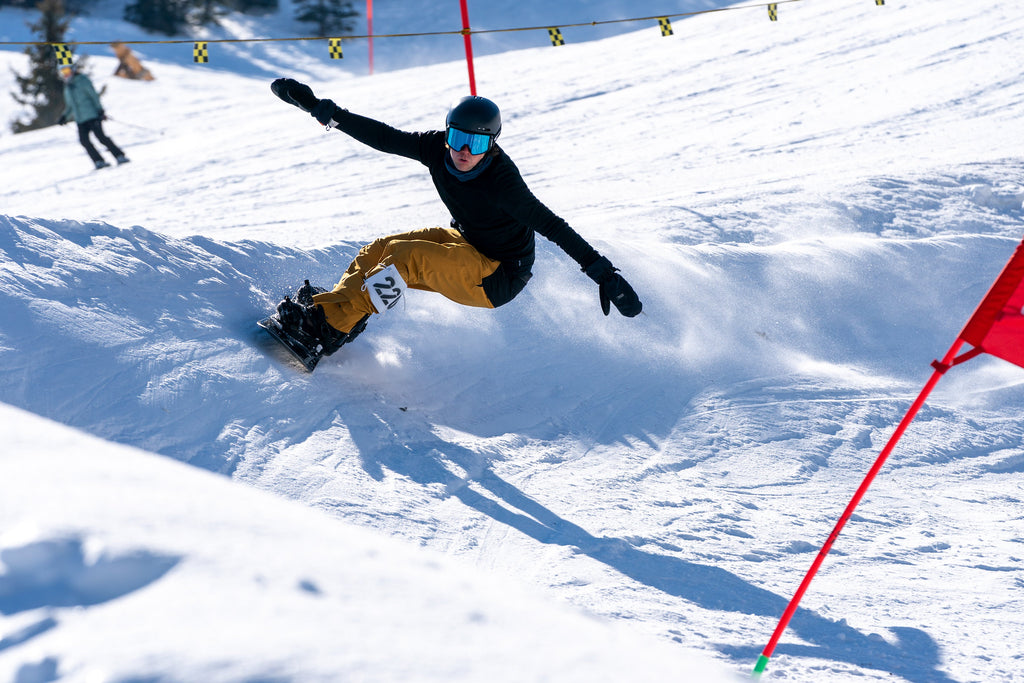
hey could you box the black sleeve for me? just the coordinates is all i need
[329,109,434,165]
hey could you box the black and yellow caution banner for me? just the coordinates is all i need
[19,0,888,67]
[53,43,73,65]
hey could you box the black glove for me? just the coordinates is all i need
[98,109,106,121]
[310,98,341,127]
[58,114,67,125]
[584,256,642,317]
[270,77,319,113]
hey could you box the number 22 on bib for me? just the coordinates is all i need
[365,264,407,314]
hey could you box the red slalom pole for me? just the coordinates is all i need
[752,339,965,678]
[459,0,477,95]
[367,0,374,75]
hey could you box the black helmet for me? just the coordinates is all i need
[446,96,501,139]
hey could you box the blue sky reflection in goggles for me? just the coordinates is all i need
[446,127,493,155]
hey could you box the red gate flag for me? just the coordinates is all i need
[957,238,1024,369]
[754,234,1024,679]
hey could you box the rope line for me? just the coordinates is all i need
[0,0,807,47]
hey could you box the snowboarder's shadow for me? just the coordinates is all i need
[346,416,954,683]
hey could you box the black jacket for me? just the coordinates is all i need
[329,109,601,276]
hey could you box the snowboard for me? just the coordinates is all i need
[257,314,323,372]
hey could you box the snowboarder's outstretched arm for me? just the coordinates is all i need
[271,77,426,162]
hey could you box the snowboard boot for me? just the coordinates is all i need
[275,296,313,343]
[343,314,370,346]
[115,155,130,165]
[294,280,360,355]
[305,302,349,356]
[94,159,110,169]
[276,281,367,357]
[295,279,325,306]
[316,313,371,357]
[275,293,346,356]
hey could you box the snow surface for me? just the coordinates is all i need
[2,0,1024,681]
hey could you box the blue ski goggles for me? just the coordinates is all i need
[445,127,494,155]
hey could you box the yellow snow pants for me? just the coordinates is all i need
[312,226,501,334]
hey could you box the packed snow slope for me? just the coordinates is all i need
[0,403,731,683]
[2,0,1024,681]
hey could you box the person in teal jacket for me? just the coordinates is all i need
[59,64,130,169]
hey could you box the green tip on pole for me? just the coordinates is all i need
[752,654,770,678]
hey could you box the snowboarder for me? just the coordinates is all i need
[58,63,130,170]
[268,77,642,362]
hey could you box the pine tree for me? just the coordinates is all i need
[231,0,277,14]
[293,0,358,37]
[9,0,72,133]
[191,0,225,27]
[123,0,190,36]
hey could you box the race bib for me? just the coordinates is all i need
[365,264,406,315]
